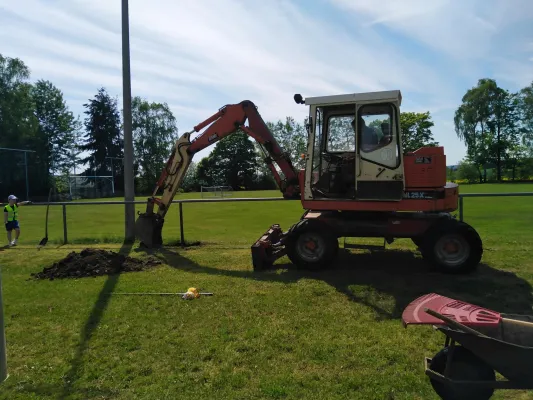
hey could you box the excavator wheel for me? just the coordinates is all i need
[286,219,339,271]
[419,219,483,274]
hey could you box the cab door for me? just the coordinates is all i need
[354,102,404,201]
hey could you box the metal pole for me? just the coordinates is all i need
[62,205,68,244]
[459,196,464,222]
[122,0,135,242]
[93,156,96,199]
[0,266,7,383]
[24,152,29,200]
[179,202,185,247]
[110,158,115,194]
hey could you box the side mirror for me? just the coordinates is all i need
[294,94,305,104]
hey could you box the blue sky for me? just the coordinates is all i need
[1,0,533,165]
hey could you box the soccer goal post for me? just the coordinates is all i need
[200,186,234,198]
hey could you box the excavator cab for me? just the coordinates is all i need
[299,90,405,203]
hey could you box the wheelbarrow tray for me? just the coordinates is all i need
[427,325,533,387]
[402,293,533,391]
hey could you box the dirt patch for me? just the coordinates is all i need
[32,248,162,280]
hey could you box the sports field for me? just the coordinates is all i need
[1,183,533,399]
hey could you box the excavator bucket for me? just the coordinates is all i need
[135,213,164,248]
[251,224,288,270]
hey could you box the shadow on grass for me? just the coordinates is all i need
[16,383,118,400]
[147,247,533,319]
[57,241,133,400]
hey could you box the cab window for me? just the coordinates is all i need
[326,114,355,152]
[359,109,393,153]
[358,104,399,168]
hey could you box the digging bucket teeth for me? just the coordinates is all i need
[251,224,288,270]
[135,213,164,248]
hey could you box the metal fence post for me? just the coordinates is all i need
[62,205,68,244]
[0,266,7,384]
[179,202,185,247]
[459,196,464,222]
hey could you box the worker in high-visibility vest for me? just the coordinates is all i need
[4,195,31,246]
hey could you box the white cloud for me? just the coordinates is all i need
[330,0,533,62]
[1,0,532,167]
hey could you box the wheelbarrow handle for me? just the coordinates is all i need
[424,308,488,337]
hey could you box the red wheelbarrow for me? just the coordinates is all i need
[402,293,533,400]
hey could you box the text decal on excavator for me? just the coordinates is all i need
[208,133,218,142]
[415,156,432,164]
[403,191,440,199]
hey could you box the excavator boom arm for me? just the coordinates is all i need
[134,100,301,247]
[188,100,300,197]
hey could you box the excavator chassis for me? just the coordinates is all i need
[130,95,483,274]
[251,210,483,275]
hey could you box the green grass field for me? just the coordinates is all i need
[1,183,533,399]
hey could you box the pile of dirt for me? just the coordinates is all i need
[31,248,162,280]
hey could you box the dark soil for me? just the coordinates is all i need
[32,248,162,280]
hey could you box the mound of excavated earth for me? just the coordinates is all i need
[32,248,162,280]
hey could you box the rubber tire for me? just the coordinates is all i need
[429,345,495,400]
[286,220,339,271]
[420,219,483,274]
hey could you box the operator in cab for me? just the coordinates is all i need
[351,116,379,152]
[4,194,31,247]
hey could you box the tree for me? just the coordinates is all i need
[0,53,40,198]
[400,111,438,152]
[266,117,308,170]
[195,156,216,188]
[486,85,520,181]
[181,161,199,192]
[454,78,521,182]
[454,79,493,183]
[132,96,179,193]
[518,81,533,153]
[30,80,79,177]
[506,144,530,180]
[0,54,38,144]
[67,116,84,174]
[446,166,457,182]
[252,143,278,190]
[456,160,479,183]
[199,131,259,190]
[79,87,123,192]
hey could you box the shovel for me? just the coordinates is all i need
[37,188,53,250]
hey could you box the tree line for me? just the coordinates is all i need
[453,78,533,182]
[1,53,181,199]
[3,52,531,200]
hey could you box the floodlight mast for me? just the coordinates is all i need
[122,0,135,241]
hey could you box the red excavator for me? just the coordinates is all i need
[135,90,483,274]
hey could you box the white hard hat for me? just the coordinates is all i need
[8,195,17,201]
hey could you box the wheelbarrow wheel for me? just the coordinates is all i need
[429,345,495,400]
